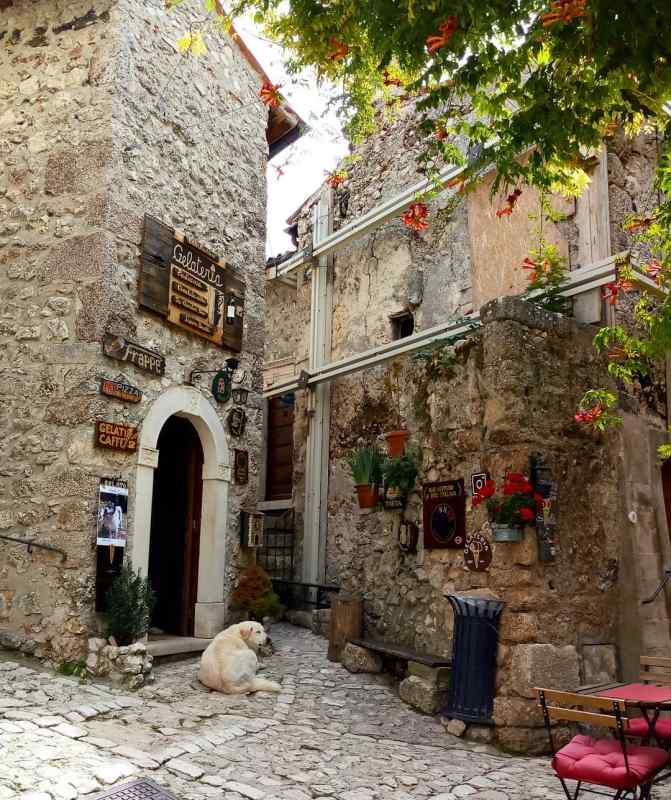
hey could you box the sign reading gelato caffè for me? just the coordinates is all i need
[95,421,138,452]
[138,215,245,351]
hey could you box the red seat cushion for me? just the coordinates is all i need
[628,717,671,740]
[552,735,669,790]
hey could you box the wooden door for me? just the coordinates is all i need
[181,438,203,636]
[266,394,295,500]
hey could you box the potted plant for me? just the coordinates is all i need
[384,360,409,457]
[346,446,383,509]
[382,446,420,509]
[472,472,536,542]
[105,565,156,646]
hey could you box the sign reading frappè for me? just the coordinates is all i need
[100,378,142,404]
[95,421,138,452]
[139,215,245,351]
[103,334,165,376]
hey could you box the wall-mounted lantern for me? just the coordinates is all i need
[231,386,249,406]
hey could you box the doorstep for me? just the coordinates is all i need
[146,635,211,658]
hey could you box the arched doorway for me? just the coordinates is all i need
[148,416,204,636]
[133,386,231,638]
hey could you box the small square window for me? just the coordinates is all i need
[390,311,414,340]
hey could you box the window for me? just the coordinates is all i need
[390,311,414,340]
[265,393,295,501]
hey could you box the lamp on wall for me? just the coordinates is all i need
[231,386,250,406]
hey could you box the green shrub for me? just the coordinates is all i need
[57,660,88,679]
[232,564,284,622]
[105,564,156,646]
[382,446,420,494]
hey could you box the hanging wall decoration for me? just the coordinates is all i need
[97,479,129,551]
[464,532,492,572]
[100,377,143,404]
[103,333,165,376]
[212,370,232,403]
[398,520,419,554]
[95,421,138,452]
[530,455,558,562]
[234,449,249,484]
[471,471,490,497]
[422,479,466,549]
[139,215,245,351]
[227,407,246,438]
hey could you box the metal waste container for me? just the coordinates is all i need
[446,594,505,724]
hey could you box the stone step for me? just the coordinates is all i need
[146,636,211,662]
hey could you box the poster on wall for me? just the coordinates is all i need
[97,479,129,549]
[422,479,466,549]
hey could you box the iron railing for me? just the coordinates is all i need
[0,533,67,562]
[272,578,339,610]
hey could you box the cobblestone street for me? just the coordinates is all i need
[0,624,662,800]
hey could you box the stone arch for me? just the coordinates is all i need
[133,386,231,638]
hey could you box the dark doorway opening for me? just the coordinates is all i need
[148,416,203,637]
[662,460,671,538]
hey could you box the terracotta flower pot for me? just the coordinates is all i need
[355,484,379,509]
[385,429,408,457]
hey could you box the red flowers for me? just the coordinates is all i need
[472,479,496,507]
[383,69,403,87]
[575,403,603,424]
[273,164,285,181]
[447,175,466,193]
[624,216,653,233]
[541,0,587,27]
[645,259,663,285]
[503,473,534,496]
[259,80,282,108]
[435,127,449,141]
[426,17,458,54]
[324,169,347,188]
[518,507,536,522]
[602,276,632,305]
[328,38,349,61]
[496,188,522,218]
[402,202,429,231]
[521,256,550,284]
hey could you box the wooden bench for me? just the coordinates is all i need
[348,637,451,668]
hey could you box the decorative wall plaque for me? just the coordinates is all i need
[139,215,245,351]
[227,407,246,438]
[100,378,142,404]
[234,449,249,484]
[422,479,466,549]
[95,421,139,452]
[212,370,232,403]
[530,455,558,562]
[240,511,264,548]
[471,471,490,497]
[464,533,492,572]
[398,520,419,554]
[103,333,165,376]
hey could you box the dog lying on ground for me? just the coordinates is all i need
[198,621,282,695]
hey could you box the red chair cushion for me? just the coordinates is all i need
[628,717,671,740]
[552,735,669,790]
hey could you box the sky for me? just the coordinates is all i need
[234,21,350,257]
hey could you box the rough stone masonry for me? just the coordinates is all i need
[0,0,272,661]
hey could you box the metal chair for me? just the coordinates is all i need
[537,688,670,800]
[627,657,671,744]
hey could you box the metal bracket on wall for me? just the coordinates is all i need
[0,533,67,562]
[642,568,671,604]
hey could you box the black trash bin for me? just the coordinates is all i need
[446,594,505,724]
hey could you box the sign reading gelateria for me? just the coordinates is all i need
[102,334,165,376]
[138,215,245,351]
[95,421,138,452]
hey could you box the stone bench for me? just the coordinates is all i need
[343,638,451,715]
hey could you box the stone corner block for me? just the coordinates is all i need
[510,643,580,699]
[399,675,448,715]
[408,661,451,689]
[341,642,383,674]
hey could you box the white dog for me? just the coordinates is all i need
[198,621,281,695]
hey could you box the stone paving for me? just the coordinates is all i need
[0,623,667,800]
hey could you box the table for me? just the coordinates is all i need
[578,681,671,746]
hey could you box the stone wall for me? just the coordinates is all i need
[0,0,269,661]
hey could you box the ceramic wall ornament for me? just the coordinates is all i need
[398,520,419,553]
[227,407,247,437]
[464,532,492,572]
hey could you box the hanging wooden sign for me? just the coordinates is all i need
[212,370,232,403]
[139,215,245,351]
[228,407,246,438]
[100,378,142,404]
[95,421,138,452]
[102,334,165,376]
[464,533,492,572]
[422,479,466,549]
[234,449,249,484]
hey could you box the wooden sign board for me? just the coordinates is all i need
[464,533,492,572]
[103,334,165,376]
[139,215,245,351]
[228,407,246,438]
[422,479,466,549]
[95,421,138,452]
[234,449,249,484]
[100,378,142,404]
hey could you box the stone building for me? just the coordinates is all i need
[263,101,671,750]
[0,0,301,662]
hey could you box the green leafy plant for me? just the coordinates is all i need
[57,660,88,679]
[232,564,284,622]
[522,240,572,315]
[105,565,156,646]
[382,446,420,495]
[346,445,383,487]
